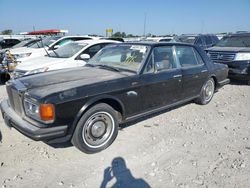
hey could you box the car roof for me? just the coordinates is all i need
[59,35,101,40]
[226,33,250,37]
[180,34,216,37]
[111,41,196,48]
[75,39,121,45]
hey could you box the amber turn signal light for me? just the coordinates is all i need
[39,104,55,121]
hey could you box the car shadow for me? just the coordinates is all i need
[0,130,2,142]
[229,79,249,86]
[47,141,73,149]
[100,157,150,188]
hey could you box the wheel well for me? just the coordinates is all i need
[211,76,218,89]
[0,73,10,84]
[87,98,124,122]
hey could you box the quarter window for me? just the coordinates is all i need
[176,46,201,67]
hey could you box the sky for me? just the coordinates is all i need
[0,0,250,36]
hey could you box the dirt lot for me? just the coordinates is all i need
[0,83,249,188]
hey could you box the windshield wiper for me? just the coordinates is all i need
[93,64,121,72]
[85,64,95,67]
[85,63,136,73]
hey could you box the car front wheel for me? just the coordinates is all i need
[72,103,119,154]
[195,78,215,105]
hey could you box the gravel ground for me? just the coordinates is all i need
[0,83,249,188]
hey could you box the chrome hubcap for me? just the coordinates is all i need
[82,112,115,148]
[204,80,214,102]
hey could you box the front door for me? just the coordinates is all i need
[135,46,182,114]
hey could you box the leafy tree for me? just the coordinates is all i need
[1,29,13,35]
[112,31,126,38]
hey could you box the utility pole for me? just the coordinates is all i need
[143,13,147,37]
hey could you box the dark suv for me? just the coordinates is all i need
[173,34,219,49]
[206,33,250,85]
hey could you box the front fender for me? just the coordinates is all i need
[67,95,125,137]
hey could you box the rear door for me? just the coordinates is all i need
[175,46,208,99]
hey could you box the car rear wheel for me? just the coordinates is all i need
[195,78,215,105]
[71,103,119,154]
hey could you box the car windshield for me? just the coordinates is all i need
[11,40,30,48]
[87,44,149,73]
[29,36,61,48]
[174,36,196,44]
[215,36,250,47]
[48,42,87,58]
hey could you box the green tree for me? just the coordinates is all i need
[112,31,126,38]
[1,29,13,35]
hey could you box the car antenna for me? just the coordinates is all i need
[39,36,50,57]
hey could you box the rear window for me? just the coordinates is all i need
[174,36,196,44]
[215,36,250,47]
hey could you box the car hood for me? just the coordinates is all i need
[16,56,67,71]
[18,66,132,98]
[9,47,43,55]
[207,46,250,52]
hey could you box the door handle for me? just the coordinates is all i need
[173,74,182,78]
[131,82,138,86]
[201,69,208,73]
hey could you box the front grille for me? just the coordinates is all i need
[6,81,26,115]
[6,84,15,109]
[208,51,236,63]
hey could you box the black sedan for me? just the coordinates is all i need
[0,42,229,153]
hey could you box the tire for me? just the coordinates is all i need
[71,103,119,154]
[0,73,10,84]
[195,78,215,105]
[247,80,250,86]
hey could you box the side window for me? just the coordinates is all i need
[82,44,102,58]
[153,46,176,72]
[57,39,73,46]
[176,46,200,67]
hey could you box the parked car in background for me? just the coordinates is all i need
[206,33,250,85]
[0,38,21,49]
[2,35,100,65]
[0,38,41,63]
[0,38,42,83]
[13,39,121,78]
[0,42,229,153]
[173,34,219,49]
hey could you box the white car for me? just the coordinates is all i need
[13,39,121,77]
[3,35,100,64]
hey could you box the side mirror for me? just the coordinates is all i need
[53,45,60,49]
[79,54,90,60]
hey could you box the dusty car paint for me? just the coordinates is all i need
[0,42,229,144]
